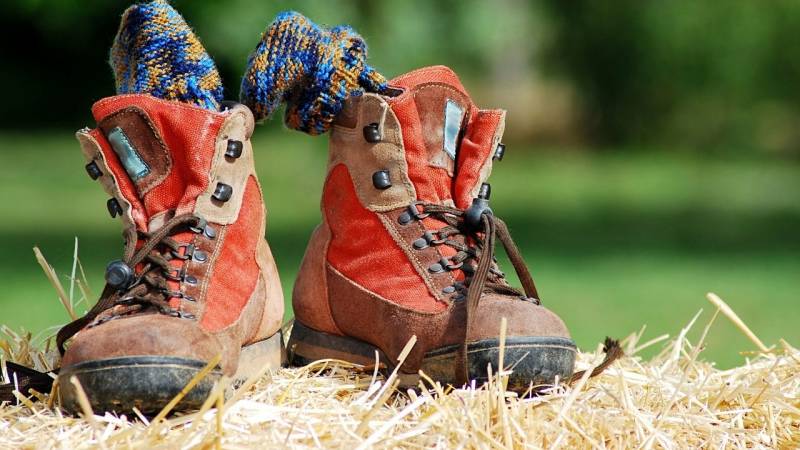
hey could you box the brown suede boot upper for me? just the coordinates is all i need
[293,66,571,375]
[60,95,283,375]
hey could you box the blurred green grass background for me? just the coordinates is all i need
[0,131,796,367]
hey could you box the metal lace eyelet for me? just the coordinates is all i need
[429,231,447,245]
[171,243,195,260]
[212,183,233,202]
[193,250,208,263]
[412,237,429,249]
[442,285,456,294]
[363,123,381,143]
[226,140,243,159]
[203,224,217,239]
[372,170,392,190]
[107,198,123,218]
[189,218,207,234]
[85,161,102,180]
[163,268,182,281]
[399,202,429,225]
[428,263,444,274]
[184,275,198,285]
[445,259,464,271]
[105,260,134,290]
[493,143,506,161]
[170,310,197,320]
[407,201,429,220]
[437,257,463,271]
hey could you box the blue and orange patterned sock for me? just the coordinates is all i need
[110,0,224,110]
[240,11,387,135]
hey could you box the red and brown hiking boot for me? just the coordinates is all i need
[56,95,284,413]
[288,66,576,390]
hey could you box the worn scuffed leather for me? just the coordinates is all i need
[293,66,572,373]
[65,95,283,376]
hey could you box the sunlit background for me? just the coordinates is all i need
[0,0,797,367]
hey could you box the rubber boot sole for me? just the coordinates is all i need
[58,330,284,415]
[287,321,576,392]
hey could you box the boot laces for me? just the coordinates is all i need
[56,213,204,354]
[413,201,542,385]
[414,202,540,303]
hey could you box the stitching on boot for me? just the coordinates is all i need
[377,213,453,304]
[196,224,228,324]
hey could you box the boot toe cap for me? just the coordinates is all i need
[469,294,572,342]
[61,315,224,369]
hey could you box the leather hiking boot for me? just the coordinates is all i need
[56,95,284,414]
[289,66,576,391]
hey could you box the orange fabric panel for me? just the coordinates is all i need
[324,164,444,313]
[92,94,224,218]
[201,176,263,331]
[453,110,503,209]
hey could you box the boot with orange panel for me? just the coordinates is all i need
[287,65,576,390]
[54,2,285,413]
[240,13,578,390]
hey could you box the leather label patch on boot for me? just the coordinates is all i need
[98,107,173,195]
[107,127,150,180]
[443,99,465,160]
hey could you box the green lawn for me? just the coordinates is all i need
[0,131,797,368]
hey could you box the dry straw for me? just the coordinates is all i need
[0,250,797,449]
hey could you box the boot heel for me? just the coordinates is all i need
[287,322,428,388]
[233,330,285,386]
[287,321,390,368]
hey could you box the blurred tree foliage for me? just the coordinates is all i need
[539,0,800,155]
[1,0,798,156]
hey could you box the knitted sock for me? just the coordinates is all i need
[111,0,224,110]
[240,11,387,135]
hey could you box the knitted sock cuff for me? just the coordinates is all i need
[111,0,224,110]
[240,11,387,135]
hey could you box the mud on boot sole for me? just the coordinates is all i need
[287,321,576,392]
[58,331,284,415]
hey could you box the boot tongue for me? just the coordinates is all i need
[388,66,505,209]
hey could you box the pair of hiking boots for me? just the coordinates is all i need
[54,65,576,414]
[30,5,578,415]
